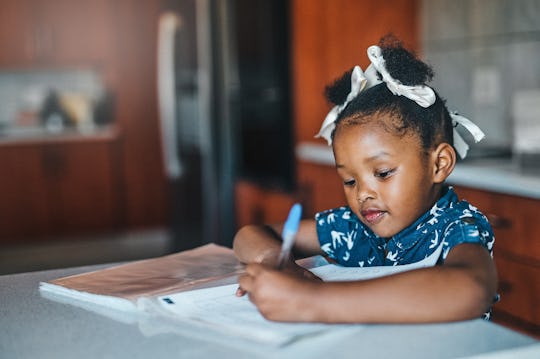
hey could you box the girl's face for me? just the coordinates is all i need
[333,115,440,238]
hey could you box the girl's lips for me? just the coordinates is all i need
[361,209,386,224]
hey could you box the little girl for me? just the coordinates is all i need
[234,35,497,324]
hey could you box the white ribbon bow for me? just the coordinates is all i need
[450,112,485,159]
[315,45,485,159]
[315,65,370,145]
[367,46,436,108]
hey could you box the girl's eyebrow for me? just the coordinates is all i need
[365,151,391,162]
[335,151,391,169]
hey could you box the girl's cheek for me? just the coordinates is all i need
[344,192,357,208]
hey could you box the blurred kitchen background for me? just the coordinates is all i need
[1,0,539,337]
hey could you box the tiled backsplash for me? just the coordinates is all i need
[0,69,106,136]
[421,0,540,153]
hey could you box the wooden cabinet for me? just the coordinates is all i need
[235,180,298,228]
[0,0,113,67]
[453,185,540,338]
[36,0,114,66]
[291,0,419,145]
[0,0,167,242]
[296,162,346,217]
[0,143,50,238]
[234,163,346,229]
[0,0,34,66]
[0,134,123,242]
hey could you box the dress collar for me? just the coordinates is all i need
[391,186,457,245]
[344,186,458,244]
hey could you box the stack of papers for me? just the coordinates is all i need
[40,242,442,346]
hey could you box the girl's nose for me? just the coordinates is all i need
[357,184,375,205]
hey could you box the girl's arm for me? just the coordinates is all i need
[232,219,324,267]
[238,243,497,323]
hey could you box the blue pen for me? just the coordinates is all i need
[276,203,302,269]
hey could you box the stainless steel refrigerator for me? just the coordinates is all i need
[157,0,294,250]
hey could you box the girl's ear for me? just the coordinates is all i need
[432,143,456,184]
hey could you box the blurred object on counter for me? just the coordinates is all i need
[40,90,74,133]
[0,68,109,139]
[93,91,114,126]
[59,92,94,132]
[15,86,47,128]
[38,89,115,134]
[512,89,540,173]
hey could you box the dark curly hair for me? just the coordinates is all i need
[325,34,454,156]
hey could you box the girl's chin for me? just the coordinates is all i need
[365,222,401,239]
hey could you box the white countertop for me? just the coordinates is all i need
[448,159,540,199]
[1,263,538,359]
[296,142,540,200]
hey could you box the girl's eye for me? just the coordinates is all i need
[343,179,356,187]
[375,168,395,179]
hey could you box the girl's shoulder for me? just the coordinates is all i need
[437,187,492,229]
[448,197,492,229]
[440,197,495,256]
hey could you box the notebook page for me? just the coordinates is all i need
[149,284,344,346]
[311,239,445,281]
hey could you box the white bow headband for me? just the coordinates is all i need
[315,45,485,159]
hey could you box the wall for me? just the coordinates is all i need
[421,0,540,153]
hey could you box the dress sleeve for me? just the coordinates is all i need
[441,216,495,261]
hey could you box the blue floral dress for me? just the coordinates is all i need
[315,186,496,319]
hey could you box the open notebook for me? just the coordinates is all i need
[39,244,244,312]
[40,242,444,346]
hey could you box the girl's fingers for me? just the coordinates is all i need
[236,263,268,297]
[237,272,254,294]
[235,286,247,297]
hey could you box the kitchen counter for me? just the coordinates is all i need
[1,263,539,359]
[296,142,540,199]
[448,158,540,199]
[0,124,119,146]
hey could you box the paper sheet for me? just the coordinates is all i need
[148,241,444,346]
[39,242,444,347]
[150,284,347,346]
[311,239,444,281]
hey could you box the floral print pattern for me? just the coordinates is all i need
[315,186,496,319]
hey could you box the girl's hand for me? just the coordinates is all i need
[235,260,320,296]
[281,261,322,281]
[236,263,321,322]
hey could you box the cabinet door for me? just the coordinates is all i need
[42,141,122,236]
[297,162,347,216]
[291,0,419,144]
[0,145,51,240]
[453,186,540,337]
[0,139,122,243]
[0,0,114,67]
[32,0,114,66]
[234,180,297,228]
[454,186,540,262]
[495,255,540,328]
[0,0,35,66]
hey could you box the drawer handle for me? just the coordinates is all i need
[486,214,512,229]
